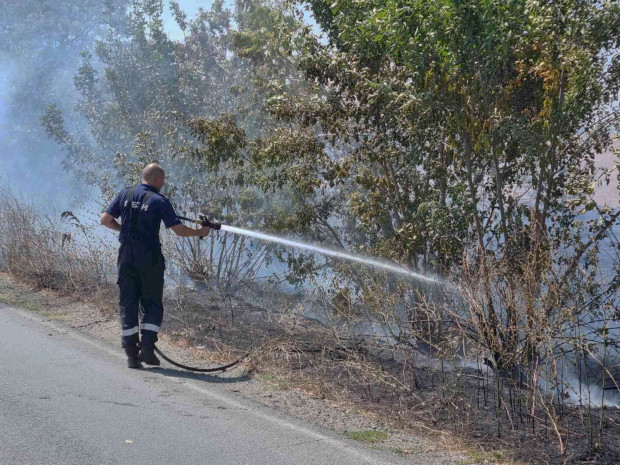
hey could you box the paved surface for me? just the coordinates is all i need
[0,305,410,465]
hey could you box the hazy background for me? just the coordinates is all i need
[0,0,215,210]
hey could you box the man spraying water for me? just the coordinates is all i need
[101,164,438,370]
[100,163,210,369]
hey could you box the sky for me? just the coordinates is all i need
[162,0,222,41]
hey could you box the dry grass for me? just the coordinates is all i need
[0,186,117,310]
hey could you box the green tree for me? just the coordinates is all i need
[249,0,620,371]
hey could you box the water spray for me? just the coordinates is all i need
[177,215,440,285]
[160,213,439,372]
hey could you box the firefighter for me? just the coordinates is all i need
[100,163,210,368]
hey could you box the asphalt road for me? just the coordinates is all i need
[0,305,411,465]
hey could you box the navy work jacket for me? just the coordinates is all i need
[105,184,181,251]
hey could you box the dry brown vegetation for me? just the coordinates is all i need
[0,186,117,311]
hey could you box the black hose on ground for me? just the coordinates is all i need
[153,346,249,373]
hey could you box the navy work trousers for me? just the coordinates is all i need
[117,241,165,349]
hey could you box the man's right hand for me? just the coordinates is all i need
[171,224,210,238]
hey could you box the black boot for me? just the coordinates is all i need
[125,346,142,369]
[139,345,160,366]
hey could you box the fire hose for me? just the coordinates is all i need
[153,346,249,373]
[176,214,222,235]
[150,213,244,373]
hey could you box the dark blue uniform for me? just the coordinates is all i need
[105,184,181,350]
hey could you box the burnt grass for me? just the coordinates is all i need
[158,285,620,465]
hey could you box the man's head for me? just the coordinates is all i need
[142,163,166,192]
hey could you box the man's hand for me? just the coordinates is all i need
[198,225,211,237]
[170,224,210,238]
[100,212,121,232]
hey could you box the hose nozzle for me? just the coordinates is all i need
[198,214,222,230]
